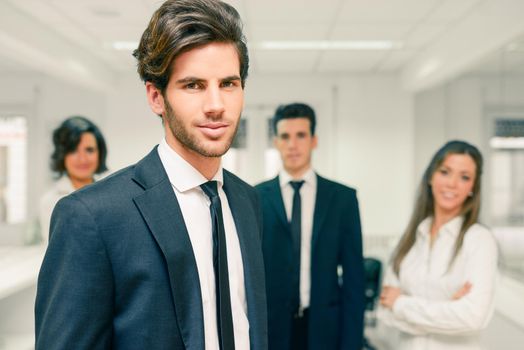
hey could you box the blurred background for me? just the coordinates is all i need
[0,0,523,349]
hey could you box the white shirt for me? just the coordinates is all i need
[279,168,317,309]
[158,139,249,350]
[379,216,498,350]
[39,176,76,244]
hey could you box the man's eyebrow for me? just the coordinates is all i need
[175,77,204,84]
[221,75,241,81]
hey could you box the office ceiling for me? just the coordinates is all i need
[1,0,523,91]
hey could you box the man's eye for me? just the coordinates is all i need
[221,81,238,88]
[185,83,201,90]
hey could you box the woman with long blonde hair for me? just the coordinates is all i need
[379,140,498,350]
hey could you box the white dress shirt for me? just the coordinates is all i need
[379,216,498,350]
[279,168,317,309]
[39,176,75,244]
[158,139,249,350]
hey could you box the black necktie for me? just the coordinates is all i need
[290,180,304,315]
[201,181,235,350]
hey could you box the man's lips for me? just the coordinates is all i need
[198,122,229,138]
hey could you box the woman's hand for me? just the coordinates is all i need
[380,286,402,309]
[452,282,472,300]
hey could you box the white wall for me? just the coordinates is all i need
[104,75,161,171]
[413,73,524,224]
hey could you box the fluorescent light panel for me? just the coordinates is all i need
[257,40,403,50]
[490,137,524,149]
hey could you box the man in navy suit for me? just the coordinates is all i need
[35,1,267,349]
[256,103,365,350]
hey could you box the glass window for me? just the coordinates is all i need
[0,116,27,225]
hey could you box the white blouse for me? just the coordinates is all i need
[39,176,76,244]
[379,216,498,350]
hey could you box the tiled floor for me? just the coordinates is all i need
[365,312,524,350]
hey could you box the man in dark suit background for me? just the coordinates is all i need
[35,1,267,349]
[256,103,365,350]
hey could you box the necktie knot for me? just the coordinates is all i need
[201,180,219,200]
[290,180,305,192]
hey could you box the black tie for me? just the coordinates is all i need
[201,181,235,350]
[290,180,304,315]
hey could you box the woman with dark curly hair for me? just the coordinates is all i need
[39,116,107,243]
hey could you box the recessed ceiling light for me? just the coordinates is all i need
[256,40,403,50]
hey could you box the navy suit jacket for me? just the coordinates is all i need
[35,147,267,350]
[255,174,364,350]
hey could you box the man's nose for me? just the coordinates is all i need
[203,85,225,117]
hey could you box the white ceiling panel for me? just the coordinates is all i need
[253,50,320,73]
[7,0,67,24]
[337,0,439,23]
[330,23,413,40]
[316,51,385,72]
[375,50,419,72]
[84,25,148,42]
[249,24,331,42]
[48,0,151,25]
[247,0,341,24]
[404,24,448,49]
[1,0,523,90]
[428,0,481,23]
[0,53,32,73]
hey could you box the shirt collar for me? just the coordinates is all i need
[157,138,223,193]
[416,215,465,240]
[279,167,316,189]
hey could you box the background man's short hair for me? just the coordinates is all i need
[272,102,317,136]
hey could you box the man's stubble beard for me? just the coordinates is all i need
[164,100,240,158]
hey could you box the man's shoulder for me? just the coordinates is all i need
[317,174,357,195]
[58,164,138,213]
[254,176,278,192]
[223,169,258,198]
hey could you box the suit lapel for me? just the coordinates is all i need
[132,148,204,350]
[266,176,289,228]
[312,175,334,252]
[223,172,266,350]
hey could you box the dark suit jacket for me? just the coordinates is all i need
[255,174,364,350]
[35,147,267,350]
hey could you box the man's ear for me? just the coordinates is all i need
[146,82,165,116]
[312,134,318,149]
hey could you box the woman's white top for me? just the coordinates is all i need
[379,216,498,350]
[39,176,76,244]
